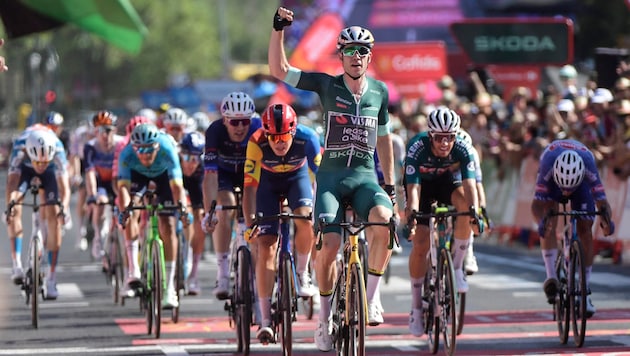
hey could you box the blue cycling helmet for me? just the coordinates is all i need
[131,123,160,145]
[45,111,64,126]
[180,131,205,155]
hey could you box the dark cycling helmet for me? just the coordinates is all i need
[126,115,152,136]
[553,150,585,189]
[180,131,205,155]
[131,123,160,145]
[261,103,297,135]
[427,107,460,134]
[337,26,375,49]
[92,110,117,127]
[45,111,64,126]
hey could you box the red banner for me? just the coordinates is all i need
[288,12,343,71]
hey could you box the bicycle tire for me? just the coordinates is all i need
[555,254,569,344]
[152,239,163,338]
[424,266,439,354]
[143,242,153,335]
[439,249,457,356]
[358,238,369,285]
[570,239,587,347]
[111,230,124,305]
[172,232,184,324]
[345,262,366,356]
[235,246,252,355]
[456,290,466,336]
[280,254,293,356]
[332,262,346,355]
[31,237,40,329]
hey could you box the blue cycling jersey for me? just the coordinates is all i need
[203,118,262,174]
[117,131,183,184]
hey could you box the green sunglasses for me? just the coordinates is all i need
[341,46,371,57]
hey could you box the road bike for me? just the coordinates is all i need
[122,187,184,338]
[6,180,62,329]
[317,201,397,356]
[409,203,476,356]
[547,204,605,348]
[249,200,312,356]
[209,187,255,355]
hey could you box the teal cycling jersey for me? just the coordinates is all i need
[284,68,390,173]
[405,131,477,184]
[117,131,183,184]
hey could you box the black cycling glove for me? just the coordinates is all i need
[273,10,292,31]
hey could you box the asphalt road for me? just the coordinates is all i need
[0,169,629,356]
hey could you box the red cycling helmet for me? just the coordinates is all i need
[126,115,152,136]
[261,103,297,135]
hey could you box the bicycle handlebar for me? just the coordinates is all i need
[545,209,604,218]
[316,216,398,250]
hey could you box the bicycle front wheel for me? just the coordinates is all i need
[344,262,366,356]
[456,290,466,336]
[438,248,457,356]
[31,237,40,329]
[554,253,570,344]
[152,240,163,338]
[569,239,587,347]
[235,246,253,355]
[279,254,294,356]
[111,230,124,304]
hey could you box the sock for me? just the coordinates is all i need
[585,265,592,290]
[542,249,558,279]
[13,237,23,268]
[190,253,202,280]
[258,297,272,326]
[366,271,383,304]
[166,261,176,292]
[217,252,230,279]
[319,292,332,322]
[126,239,141,278]
[297,253,310,275]
[48,250,58,280]
[452,238,469,270]
[411,277,424,309]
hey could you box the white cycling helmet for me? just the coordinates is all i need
[553,150,585,189]
[26,129,57,162]
[337,26,375,49]
[427,107,460,134]
[136,108,157,123]
[192,111,211,132]
[163,107,188,127]
[220,92,255,118]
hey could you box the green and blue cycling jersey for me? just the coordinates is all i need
[283,67,393,228]
[405,131,477,184]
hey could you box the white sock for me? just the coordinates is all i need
[166,261,176,292]
[217,252,230,279]
[410,277,424,309]
[452,238,469,270]
[366,273,382,304]
[541,249,558,279]
[319,294,332,322]
[258,297,272,326]
[297,253,310,275]
[126,239,141,278]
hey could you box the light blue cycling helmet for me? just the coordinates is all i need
[131,123,160,146]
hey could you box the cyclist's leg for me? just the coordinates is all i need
[154,174,179,307]
[286,171,317,297]
[42,170,62,299]
[571,188,597,315]
[532,197,560,302]
[184,175,204,294]
[211,188,236,299]
[449,176,474,292]
[91,186,109,260]
[121,173,149,293]
[6,172,26,283]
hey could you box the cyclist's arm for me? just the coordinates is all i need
[405,182,421,218]
[243,139,262,227]
[117,181,131,212]
[56,171,71,210]
[5,171,20,208]
[268,7,294,81]
[242,186,257,227]
[202,170,218,212]
[169,179,187,208]
[462,177,479,211]
[376,134,395,186]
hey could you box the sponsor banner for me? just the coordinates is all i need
[372,42,446,81]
